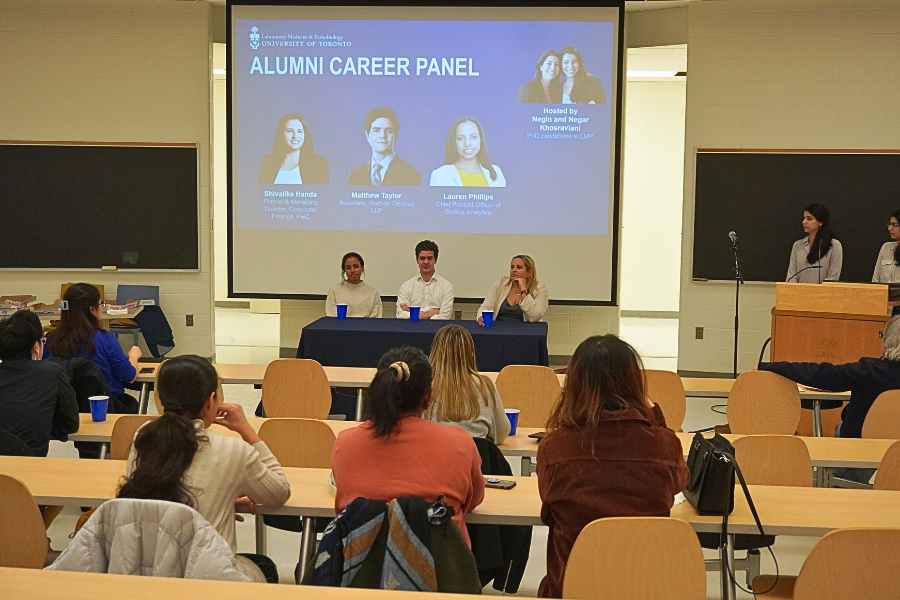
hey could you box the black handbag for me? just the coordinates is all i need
[684,432,779,594]
[684,432,736,515]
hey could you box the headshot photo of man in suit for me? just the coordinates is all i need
[346,107,421,186]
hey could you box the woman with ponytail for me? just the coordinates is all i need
[872,208,900,315]
[44,282,141,410]
[117,355,290,582]
[331,346,485,547]
[786,203,842,283]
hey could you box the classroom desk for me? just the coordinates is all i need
[3,456,899,599]
[296,317,550,372]
[71,415,895,472]
[0,567,484,600]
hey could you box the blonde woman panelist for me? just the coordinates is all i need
[477,255,548,326]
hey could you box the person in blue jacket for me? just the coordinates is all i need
[757,315,900,483]
[44,283,141,412]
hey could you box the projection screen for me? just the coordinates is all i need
[228,1,624,303]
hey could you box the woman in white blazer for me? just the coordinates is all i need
[430,116,506,187]
[477,255,548,325]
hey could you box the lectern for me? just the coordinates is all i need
[771,282,890,436]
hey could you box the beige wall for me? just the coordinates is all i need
[679,0,900,374]
[0,0,214,357]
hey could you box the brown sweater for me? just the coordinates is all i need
[536,405,690,598]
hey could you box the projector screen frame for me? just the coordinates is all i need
[226,0,626,305]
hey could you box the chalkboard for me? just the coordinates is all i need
[0,143,198,270]
[692,151,900,283]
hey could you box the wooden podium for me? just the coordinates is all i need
[771,282,890,436]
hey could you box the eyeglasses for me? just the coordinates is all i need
[889,222,900,229]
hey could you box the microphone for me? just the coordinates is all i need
[728,231,738,243]
[787,265,823,282]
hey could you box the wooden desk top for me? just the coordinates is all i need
[0,567,482,599]
[70,416,891,468]
[2,456,898,535]
[135,364,850,403]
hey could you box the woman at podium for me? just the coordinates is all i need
[786,203,842,283]
[872,209,900,315]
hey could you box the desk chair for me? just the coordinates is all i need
[495,365,561,429]
[562,517,706,600]
[256,419,336,579]
[873,440,900,491]
[697,435,814,588]
[644,369,686,431]
[0,474,47,569]
[753,528,900,600]
[111,284,160,348]
[726,371,801,434]
[829,389,900,489]
[110,415,158,460]
[261,359,332,419]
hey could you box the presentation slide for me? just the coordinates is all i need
[229,4,622,302]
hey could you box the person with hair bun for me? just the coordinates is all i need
[44,282,141,411]
[331,346,484,546]
[324,252,383,318]
[118,355,290,583]
[786,203,842,283]
[536,335,688,598]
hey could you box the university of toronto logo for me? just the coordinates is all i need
[249,26,260,50]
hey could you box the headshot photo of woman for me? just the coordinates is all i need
[258,113,330,184]
[560,46,606,105]
[477,255,548,325]
[325,252,383,318]
[516,49,562,104]
[786,202,842,283]
[429,117,506,187]
[872,209,900,314]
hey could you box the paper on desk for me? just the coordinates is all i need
[673,492,686,506]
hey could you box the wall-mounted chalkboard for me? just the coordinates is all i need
[692,150,900,283]
[0,143,198,270]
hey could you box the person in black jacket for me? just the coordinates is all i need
[516,49,561,104]
[346,107,420,186]
[258,113,330,184]
[758,314,900,483]
[0,311,78,457]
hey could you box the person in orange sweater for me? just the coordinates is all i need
[536,335,690,598]
[331,346,485,547]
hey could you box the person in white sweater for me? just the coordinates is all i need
[424,324,510,444]
[325,252,383,318]
[118,355,290,583]
[477,254,548,325]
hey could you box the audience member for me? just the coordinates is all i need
[331,346,484,546]
[536,335,689,598]
[117,355,290,583]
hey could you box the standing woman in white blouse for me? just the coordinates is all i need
[477,255,548,325]
[325,252,383,318]
[872,209,900,314]
[786,203,842,283]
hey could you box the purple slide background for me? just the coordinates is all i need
[234,19,614,235]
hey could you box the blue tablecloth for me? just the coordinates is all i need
[296,317,549,371]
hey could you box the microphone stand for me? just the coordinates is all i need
[732,237,744,379]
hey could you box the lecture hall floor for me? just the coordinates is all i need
[44,311,813,597]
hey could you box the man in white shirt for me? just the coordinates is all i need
[396,240,454,319]
[346,107,421,186]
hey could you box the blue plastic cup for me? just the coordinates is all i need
[409,306,421,322]
[89,396,109,422]
[336,304,348,320]
[506,409,520,436]
[482,310,494,327]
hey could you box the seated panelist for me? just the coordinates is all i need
[325,252,383,318]
[396,240,454,320]
[477,255,548,326]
